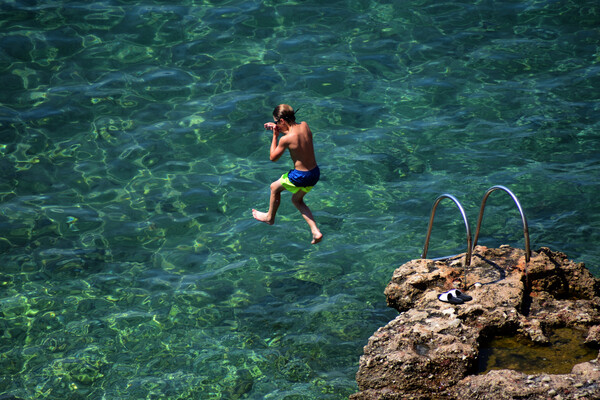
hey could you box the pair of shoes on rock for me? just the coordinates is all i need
[438,289,473,304]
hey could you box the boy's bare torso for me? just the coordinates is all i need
[283,121,317,171]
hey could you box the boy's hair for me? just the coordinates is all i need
[273,104,297,123]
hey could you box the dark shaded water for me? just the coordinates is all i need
[1,0,599,398]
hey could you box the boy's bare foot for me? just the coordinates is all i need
[311,231,323,244]
[252,209,274,225]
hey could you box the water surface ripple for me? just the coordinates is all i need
[1,0,599,398]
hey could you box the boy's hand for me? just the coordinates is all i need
[264,122,278,133]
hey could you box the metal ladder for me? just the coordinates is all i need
[421,185,531,277]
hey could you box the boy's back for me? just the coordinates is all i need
[283,121,317,172]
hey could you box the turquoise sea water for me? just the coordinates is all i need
[1,0,599,398]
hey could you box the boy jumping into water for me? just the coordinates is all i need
[252,104,323,244]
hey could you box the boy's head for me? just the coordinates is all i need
[273,104,296,124]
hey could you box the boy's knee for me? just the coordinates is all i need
[291,196,304,207]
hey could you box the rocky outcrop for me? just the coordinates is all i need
[352,246,600,400]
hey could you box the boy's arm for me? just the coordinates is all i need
[269,132,287,162]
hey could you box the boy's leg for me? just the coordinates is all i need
[252,180,285,225]
[291,190,323,244]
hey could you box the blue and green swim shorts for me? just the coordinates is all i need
[279,166,320,194]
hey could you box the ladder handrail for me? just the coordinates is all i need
[422,194,472,266]
[472,185,531,263]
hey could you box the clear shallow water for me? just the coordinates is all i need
[0,0,599,398]
[478,328,597,375]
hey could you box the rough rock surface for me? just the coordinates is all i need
[352,246,600,400]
